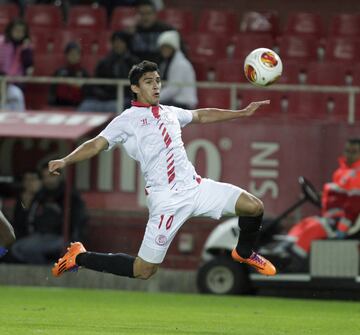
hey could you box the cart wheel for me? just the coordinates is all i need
[197,257,251,295]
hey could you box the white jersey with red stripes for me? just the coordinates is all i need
[99,101,200,191]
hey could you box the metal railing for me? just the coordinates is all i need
[0,75,359,124]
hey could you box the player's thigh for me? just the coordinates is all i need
[193,179,244,219]
[139,192,193,265]
[138,211,190,265]
[235,192,264,216]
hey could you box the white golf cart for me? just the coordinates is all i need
[196,177,360,298]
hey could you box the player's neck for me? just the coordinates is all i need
[131,100,159,108]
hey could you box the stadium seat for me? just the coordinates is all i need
[284,91,349,121]
[306,62,350,85]
[82,54,100,75]
[25,5,63,30]
[240,11,279,36]
[284,12,324,38]
[350,64,360,86]
[215,60,247,83]
[198,9,237,35]
[26,53,65,110]
[279,35,319,61]
[110,7,137,31]
[31,29,64,54]
[191,61,211,81]
[329,14,360,37]
[230,33,274,59]
[324,37,360,63]
[33,53,64,76]
[197,88,231,109]
[158,8,194,35]
[67,5,107,32]
[277,60,307,84]
[61,30,110,57]
[0,4,19,33]
[185,33,228,63]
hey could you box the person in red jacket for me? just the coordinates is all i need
[278,139,360,270]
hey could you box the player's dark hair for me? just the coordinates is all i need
[128,60,159,85]
[128,60,159,99]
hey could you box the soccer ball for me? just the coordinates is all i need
[244,48,283,86]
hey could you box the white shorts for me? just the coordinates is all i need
[138,178,244,264]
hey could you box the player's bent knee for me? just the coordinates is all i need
[251,198,264,216]
[134,257,159,280]
[138,265,158,280]
[140,266,158,280]
[236,193,264,216]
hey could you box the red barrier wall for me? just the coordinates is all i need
[1,118,359,269]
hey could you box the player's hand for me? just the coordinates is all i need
[241,100,270,116]
[48,159,66,175]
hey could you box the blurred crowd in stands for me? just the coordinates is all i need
[0,0,359,118]
[1,164,88,265]
[0,0,198,112]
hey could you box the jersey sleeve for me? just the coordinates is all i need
[172,106,193,128]
[98,115,128,151]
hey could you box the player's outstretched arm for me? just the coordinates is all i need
[49,136,109,175]
[191,100,270,124]
[0,210,15,248]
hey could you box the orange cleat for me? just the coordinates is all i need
[231,249,276,276]
[52,242,86,277]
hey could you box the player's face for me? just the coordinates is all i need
[132,71,161,105]
[344,143,360,165]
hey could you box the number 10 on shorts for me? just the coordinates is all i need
[158,214,174,230]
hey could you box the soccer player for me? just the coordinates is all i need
[49,60,276,279]
[0,210,16,257]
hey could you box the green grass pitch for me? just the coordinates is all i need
[0,285,359,335]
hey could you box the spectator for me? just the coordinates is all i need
[157,31,197,109]
[78,31,139,112]
[12,170,42,240]
[97,0,163,16]
[0,18,33,111]
[0,84,25,112]
[0,18,34,77]
[10,164,88,264]
[268,139,360,272]
[49,42,89,108]
[131,0,174,64]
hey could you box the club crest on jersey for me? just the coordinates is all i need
[140,118,149,126]
[155,234,168,246]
